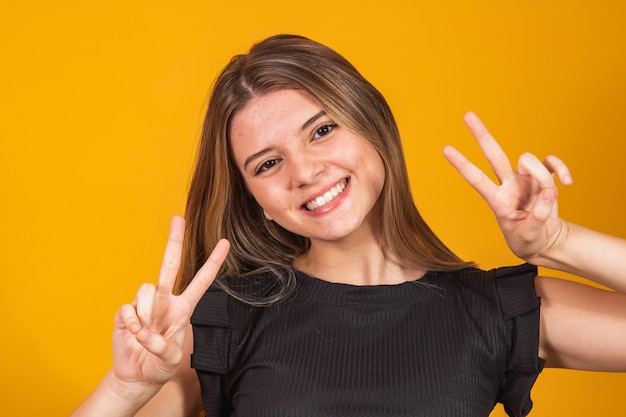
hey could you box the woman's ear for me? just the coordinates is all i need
[263,209,273,221]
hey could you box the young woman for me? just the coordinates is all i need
[71,34,626,417]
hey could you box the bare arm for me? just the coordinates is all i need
[533,223,626,293]
[536,276,626,370]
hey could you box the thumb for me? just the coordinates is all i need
[530,188,557,223]
[136,328,184,368]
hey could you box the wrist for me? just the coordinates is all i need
[70,369,164,417]
[526,220,572,270]
[90,369,163,416]
[106,369,163,404]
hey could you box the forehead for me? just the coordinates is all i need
[231,89,320,133]
[229,89,323,159]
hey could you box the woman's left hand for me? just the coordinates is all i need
[443,112,573,263]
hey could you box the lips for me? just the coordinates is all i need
[304,178,348,211]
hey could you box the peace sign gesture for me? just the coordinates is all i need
[70,217,229,416]
[112,216,229,390]
[443,112,573,263]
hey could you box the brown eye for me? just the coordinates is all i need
[255,159,279,175]
[313,123,337,139]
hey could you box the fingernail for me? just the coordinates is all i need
[542,188,556,203]
[137,328,152,343]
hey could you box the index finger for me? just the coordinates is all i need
[463,112,514,185]
[156,216,186,295]
[443,144,499,205]
[179,238,231,308]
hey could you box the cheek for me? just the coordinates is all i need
[251,188,290,218]
[364,158,386,206]
[358,147,386,188]
[344,135,383,167]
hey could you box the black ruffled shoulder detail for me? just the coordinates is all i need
[190,270,285,375]
[494,264,546,417]
[190,285,230,374]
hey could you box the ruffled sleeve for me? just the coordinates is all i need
[190,284,231,416]
[494,264,546,417]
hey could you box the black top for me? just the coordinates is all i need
[191,264,544,417]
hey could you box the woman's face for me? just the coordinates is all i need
[229,89,385,244]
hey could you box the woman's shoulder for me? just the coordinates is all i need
[433,263,537,281]
[192,268,296,320]
[428,263,540,317]
[432,263,537,292]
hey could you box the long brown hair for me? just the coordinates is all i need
[174,34,472,303]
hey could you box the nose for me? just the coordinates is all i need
[288,152,325,188]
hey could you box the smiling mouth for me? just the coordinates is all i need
[304,179,349,211]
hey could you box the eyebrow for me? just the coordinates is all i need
[243,110,328,171]
[243,147,273,172]
[301,110,327,132]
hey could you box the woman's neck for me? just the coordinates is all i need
[294,233,425,286]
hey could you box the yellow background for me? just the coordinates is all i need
[1,1,625,415]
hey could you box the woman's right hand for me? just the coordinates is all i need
[110,216,230,396]
[71,217,229,416]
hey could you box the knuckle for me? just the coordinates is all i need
[117,303,138,324]
[162,255,180,270]
[136,283,156,297]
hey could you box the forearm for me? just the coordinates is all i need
[70,369,162,417]
[531,221,626,293]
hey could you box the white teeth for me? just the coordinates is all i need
[305,180,347,211]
